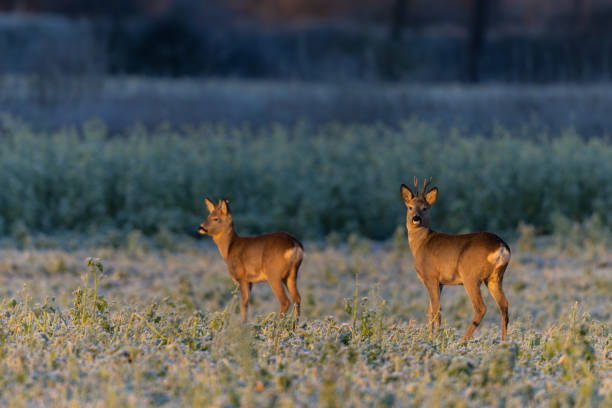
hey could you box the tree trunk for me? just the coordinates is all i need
[468,0,488,83]
[390,0,409,41]
[573,0,591,31]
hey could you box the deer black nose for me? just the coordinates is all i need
[412,215,421,223]
[198,225,207,234]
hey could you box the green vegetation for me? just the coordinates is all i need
[0,116,610,240]
[0,113,610,405]
[0,241,609,406]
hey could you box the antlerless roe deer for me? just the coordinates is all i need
[199,198,303,322]
[401,177,511,342]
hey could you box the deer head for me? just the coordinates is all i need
[401,176,438,230]
[199,198,233,236]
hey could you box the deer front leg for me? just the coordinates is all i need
[436,284,443,329]
[425,281,441,336]
[239,280,250,323]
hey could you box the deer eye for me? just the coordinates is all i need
[408,206,413,211]
[212,217,219,222]
[422,207,428,212]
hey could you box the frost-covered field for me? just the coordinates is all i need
[0,238,610,407]
[3,76,612,136]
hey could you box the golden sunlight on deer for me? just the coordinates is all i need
[401,177,511,342]
[199,198,303,322]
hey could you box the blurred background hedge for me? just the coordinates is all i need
[0,117,609,240]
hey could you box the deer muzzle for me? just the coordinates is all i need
[412,215,422,225]
[198,225,207,234]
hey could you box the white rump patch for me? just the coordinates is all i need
[487,246,510,267]
[284,247,303,262]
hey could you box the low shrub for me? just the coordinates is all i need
[0,117,609,239]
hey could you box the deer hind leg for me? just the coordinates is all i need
[284,259,302,317]
[269,279,290,317]
[487,275,509,341]
[425,281,442,336]
[460,281,486,343]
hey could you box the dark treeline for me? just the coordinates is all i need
[115,25,612,82]
[2,0,612,82]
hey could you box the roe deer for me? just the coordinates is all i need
[401,177,511,342]
[199,198,303,322]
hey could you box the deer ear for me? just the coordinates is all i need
[205,197,216,213]
[401,184,414,205]
[219,199,230,215]
[425,187,438,205]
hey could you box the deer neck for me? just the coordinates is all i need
[212,227,238,262]
[407,226,433,257]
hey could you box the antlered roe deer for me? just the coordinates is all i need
[401,177,511,342]
[199,198,303,322]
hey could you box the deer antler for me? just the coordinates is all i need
[422,177,432,197]
[413,176,419,197]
